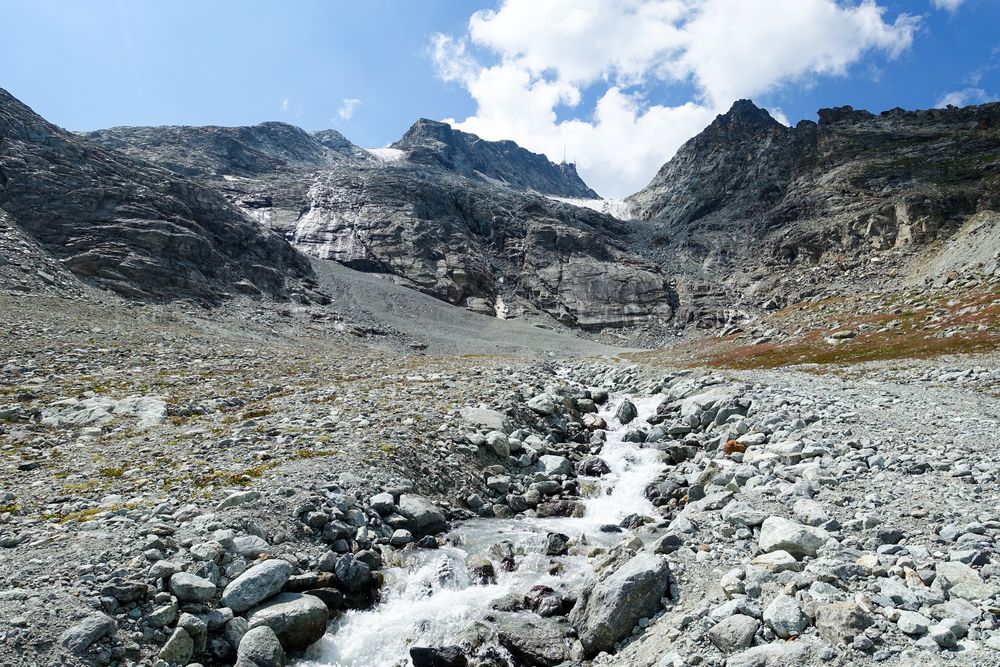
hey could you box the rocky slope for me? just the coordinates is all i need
[0,88,315,304]
[86,116,673,331]
[391,118,597,198]
[627,99,1000,326]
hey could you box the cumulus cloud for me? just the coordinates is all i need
[431,0,918,197]
[337,98,362,121]
[935,87,996,107]
[931,0,964,11]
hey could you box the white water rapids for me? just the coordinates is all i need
[298,392,666,667]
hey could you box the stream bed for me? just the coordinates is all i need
[299,392,666,667]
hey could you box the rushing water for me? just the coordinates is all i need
[298,392,666,667]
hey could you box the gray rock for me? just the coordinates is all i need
[758,517,827,559]
[615,400,638,424]
[217,490,261,510]
[246,592,329,651]
[222,560,293,613]
[232,535,270,558]
[59,613,117,655]
[369,492,395,514]
[169,572,217,603]
[763,594,809,638]
[897,610,930,636]
[934,561,999,601]
[708,614,759,652]
[526,395,558,416]
[722,501,768,527]
[570,552,671,656]
[497,616,570,666]
[459,407,512,434]
[397,495,448,536]
[538,455,572,477]
[814,602,873,645]
[237,625,287,667]
[159,627,194,665]
[390,529,413,547]
[334,554,372,591]
[484,430,510,457]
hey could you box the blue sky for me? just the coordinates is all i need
[4,0,999,196]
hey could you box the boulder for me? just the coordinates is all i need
[497,616,571,666]
[526,395,558,416]
[158,627,194,665]
[237,625,287,667]
[758,517,827,559]
[460,407,512,434]
[222,560,293,613]
[397,495,448,536]
[409,645,468,667]
[246,592,329,651]
[708,614,759,652]
[538,455,572,477]
[484,431,510,457]
[615,400,638,424]
[569,552,671,656]
[814,602,873,645]
[169,572,217,603]
[763,594,809,638]
[59,613,117,655]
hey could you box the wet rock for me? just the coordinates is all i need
[570,552,672,656]
[246,592,329,651]
[222,560,293,613]
[409,645,468,667]
[237,625,287,667]
[576,456,610,476]
[615,400,637,424]
[498,616,571,666]
[334,553,373,591]
[544,533,570,557]
[468,555,497,585]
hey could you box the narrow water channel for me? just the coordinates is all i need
[299,391,666,667]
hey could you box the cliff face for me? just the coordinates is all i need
[0,88,315,303]
[627,99,1000,324]
[84,113,671,330]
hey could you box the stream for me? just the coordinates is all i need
[299,391,666,667]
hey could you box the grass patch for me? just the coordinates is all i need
[98,466,125,478]
[195,462,278,487]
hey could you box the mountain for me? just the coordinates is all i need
[81,122,371,179]
[0,87,315,303]
[391,118,598,198]
[86,116,673,330]
[627,99,1000,323]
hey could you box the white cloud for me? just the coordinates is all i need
[337,98,362,121]
[935,87,996,108]
[931,0,964,11]
[280,98,289,112]
[431,0,919,197]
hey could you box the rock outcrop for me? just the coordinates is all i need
[0,87,314,303]
[627,99,1000,325]
[392,118,598,198]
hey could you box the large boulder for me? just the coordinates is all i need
[569,552,672,656]
[246,593,329,651]
[59,613,117,655]
[222,560,293,613]
[397,495,448,536]
[758,517,827,559]
[169,572,217,603]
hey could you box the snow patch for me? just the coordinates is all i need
[547,196,633,220]
[366,148,406,163]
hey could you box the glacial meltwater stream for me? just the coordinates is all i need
[298,391,666,667]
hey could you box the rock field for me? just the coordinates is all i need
[2,280,999,667]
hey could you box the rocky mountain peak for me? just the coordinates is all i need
[391,119,599,198]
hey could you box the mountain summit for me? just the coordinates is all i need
[392,119,598,198]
